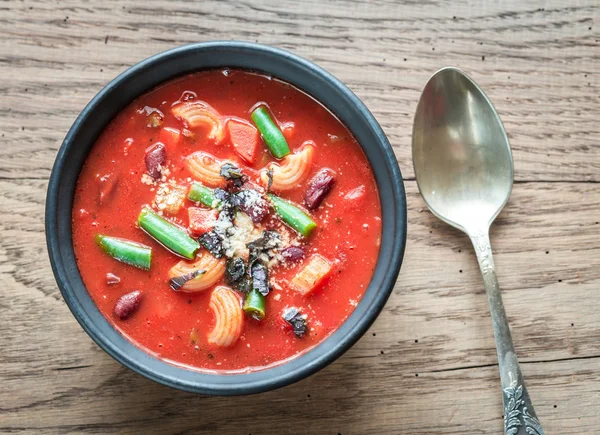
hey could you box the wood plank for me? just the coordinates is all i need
[1,355,598,434]
[0,0,598,180]
[1,178,598,433]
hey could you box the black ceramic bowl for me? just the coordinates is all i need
[46,41,407,395]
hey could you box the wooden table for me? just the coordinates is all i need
[2,1,598,433]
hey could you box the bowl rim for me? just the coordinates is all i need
[45,41,407,395]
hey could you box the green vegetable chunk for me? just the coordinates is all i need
[243,289,266,320]
[250,106,291,159]
[188,182,216,208]
[137,207,200,259]
[95,235,152,270]
[268,194,317,237]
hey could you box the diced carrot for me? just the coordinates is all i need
[227,120,261,164]
[188,207,219,236]
[290,254,333,296]
[159,127,181,147]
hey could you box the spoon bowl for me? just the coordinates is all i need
[413,67,513,234]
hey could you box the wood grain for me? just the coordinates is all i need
[0,0,599,433]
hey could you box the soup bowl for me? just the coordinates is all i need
[46,41,407,395]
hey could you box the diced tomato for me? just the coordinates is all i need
[227,120,260,165]
[188,207,219,236]
[281,121,295,141]
[159,127,181,147]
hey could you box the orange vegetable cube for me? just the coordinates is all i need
[188,207,219,236]
[227,119,260,164]
[290,254,333,295]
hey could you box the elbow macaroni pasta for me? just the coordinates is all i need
[171,101,225,144]
[186,151,229,188]
[208,286,244,347]
[168,251,226,292]
[260,141,315,191]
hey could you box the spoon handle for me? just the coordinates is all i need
[470,231,545,435]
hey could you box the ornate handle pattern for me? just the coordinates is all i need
[470,231,544,435]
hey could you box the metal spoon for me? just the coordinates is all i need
[412,67,544,435]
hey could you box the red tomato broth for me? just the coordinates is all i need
[72,69,382,372]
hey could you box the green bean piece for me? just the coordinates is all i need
[188,182,216,208]
[95,235,152,270]
[250,106,291,159]
[243,289,266,320]
[137,207,200,259]
[267,194,317,237]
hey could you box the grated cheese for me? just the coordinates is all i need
[220,211,264,259]
[141,173,155,186]
[154,182,186,215]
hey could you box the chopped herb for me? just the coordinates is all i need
[198,231,225,258]
[335,217,342,224]
[247,230,280,266]
[283,307,308,338]
[225,257,246,285]
[214,188,235,220]
[169,269,205,291]
[235,276,253,293]
[220,163,246,187]
[266,168,274,191]
[251,262,270,296]
[247,230,280,252]
[213,187,230,203]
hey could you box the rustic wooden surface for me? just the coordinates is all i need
[1,0,598,433]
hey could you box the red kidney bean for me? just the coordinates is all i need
[145,143,167,180]
[281,246,305,262]
[304,168,336,209]
[106,273,121,285]
[113,290,142,320]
